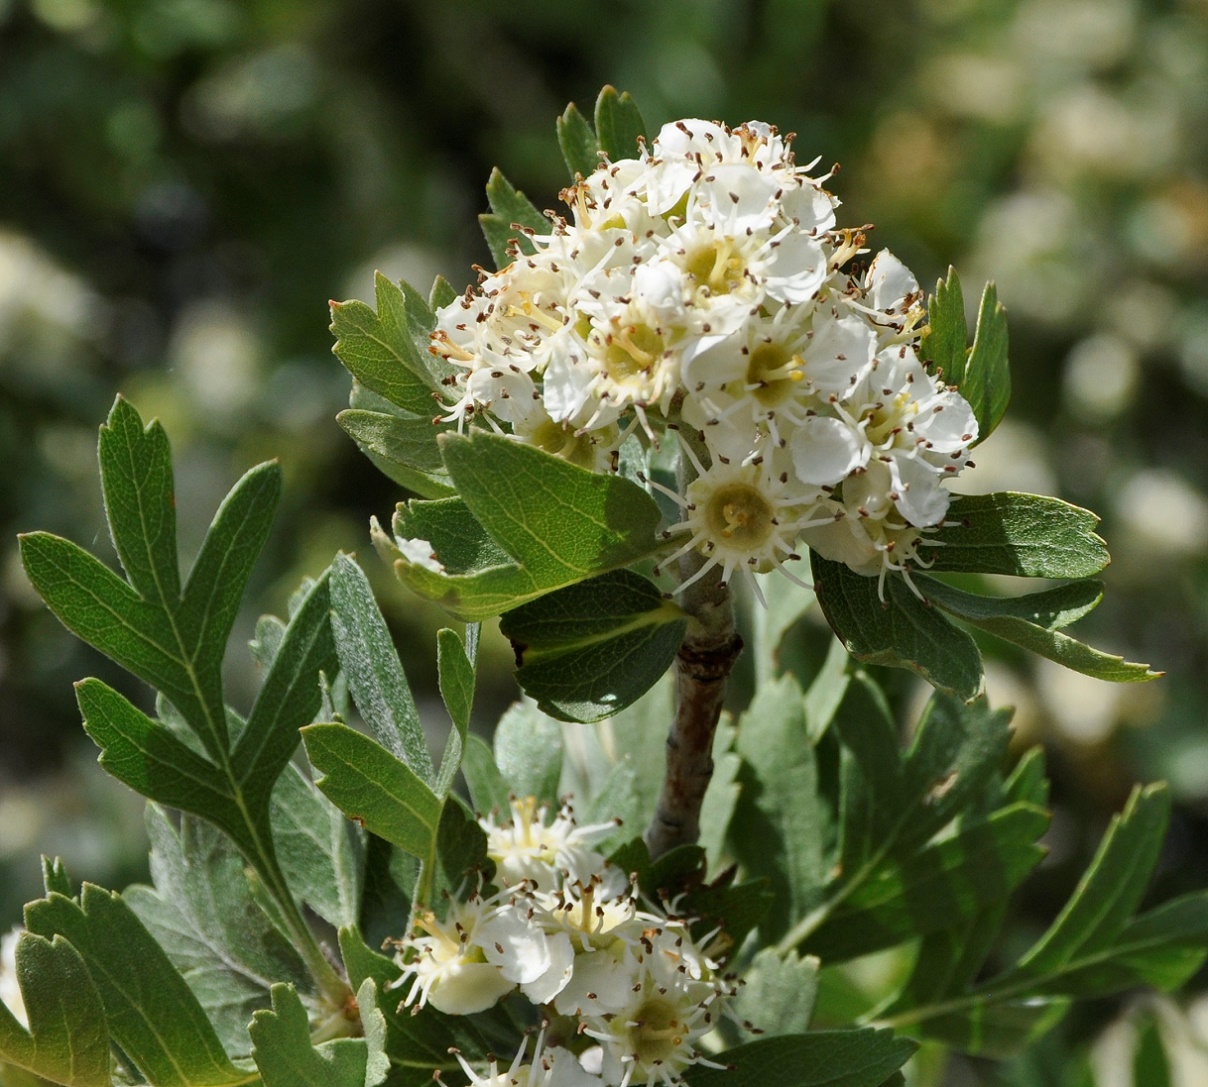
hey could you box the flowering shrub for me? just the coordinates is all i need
[5,88,1200,1087]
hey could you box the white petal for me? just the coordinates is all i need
[480,911,553,985]
[890,454,951,527]
[762,231,830,304]
[426,961,514,1015]
[805,312,877,393]
[552,950,635,1016]
[865,250,920,313]
[791,416,867,486]
[519,930,575,1004]
[917,392,978,453]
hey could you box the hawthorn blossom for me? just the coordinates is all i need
[404,116,979,592]
[392,800,736,1087]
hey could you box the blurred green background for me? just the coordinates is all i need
[3,0,1208,1078]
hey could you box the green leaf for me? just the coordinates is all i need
[919,267,967,386]
[922,493,1109,579]
[730,674,826,941]
[461,733,512,818]
[423,797,490,909]
[429,275,457,311]
[593,85,647,160]
[20,398,282,765]
[75,678,253,855]
[0,933,110,1087]
[883,901,1010,1017]
[435,627,475,797]
[250,981,386,1087]
[1046,891,1208,996]
[176,460,281,695]
[330,273,444,417]
[803,803,1048,963]
[124,806,312,1058]
[303,722,442,860]
[920,575,1159,683]
[811,554,984,701]
[98,396,181,612]
[441,431,664,583]
[960,282,1010,443]
[688,1030,915,1087]
[500,569,687,722]
[233,568,339,806]
[898,693,1015,853]
[557,101,598,178]
[271,763,365,930]
[386,433,666,620]
[479,168,548,267]
[1003,784,1171,981]
[730,948,820,1042]
[329,553,432,783]
[921,577,1103,630]
[493,701,564,807]
[25,884,245,1087]
[336,409,455,499]
[41,857,73,899]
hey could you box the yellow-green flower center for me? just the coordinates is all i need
[703,482,775,550]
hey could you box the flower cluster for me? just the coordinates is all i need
[390,798,736,1087]
[427,118,978,595]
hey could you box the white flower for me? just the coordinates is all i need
[481,797,617,892]
[392,896,515,1014]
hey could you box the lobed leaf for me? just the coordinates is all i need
[25,884,245,1087]
[730,948,820,1043]
[729,674,826,941]
[233,568,339,807]
[803,803,1048,963]
[270,763,365,930]
[125,806,313,1057]
[250,981,386,1087]
[557,101,599,178]
[593,85,648,161]
[0,933,110,1087]
[75,678,253,856]
[98,397,181,612]
[1003,784,1171,981]
[330,273,444,417]
[479,168,548,267]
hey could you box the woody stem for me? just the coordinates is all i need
[644,429,742,861]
